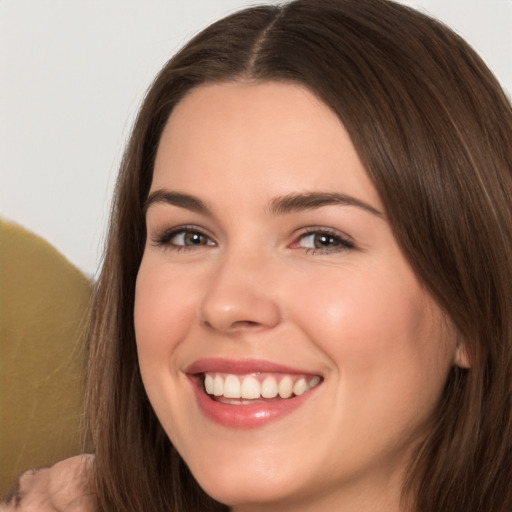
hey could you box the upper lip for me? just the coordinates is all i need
[185,358,322,376]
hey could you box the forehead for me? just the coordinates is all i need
[152,81,382,211]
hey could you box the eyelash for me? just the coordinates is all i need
[151,225,214,251]
[151,226,355,254]
[292,227,355,254]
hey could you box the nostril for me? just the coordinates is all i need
[201,319,260,330]
[231,320,262,329]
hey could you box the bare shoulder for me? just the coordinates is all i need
[1,455,95,512]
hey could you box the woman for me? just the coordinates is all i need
[5,0,512,510]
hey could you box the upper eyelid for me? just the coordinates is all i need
[291,227,357,253]
[149,223,355,248]
[151,225,216,245]
[293,226,355,242]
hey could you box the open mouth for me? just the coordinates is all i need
[202,372,322,404]
[187,359,324,427]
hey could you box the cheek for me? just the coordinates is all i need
[289,265,455,459]
[134,261,195,368]
[290,264,421,351]
[288,262,454,399]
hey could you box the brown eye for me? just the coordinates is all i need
[184,231,206,245]
[296,230,354,253]
[312,233,341,248]
[151,226,215,249]
[170,230,214,247]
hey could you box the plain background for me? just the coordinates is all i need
[1,0,511,277]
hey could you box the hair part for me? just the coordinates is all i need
[85,1,512,511]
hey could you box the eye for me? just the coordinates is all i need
[152,226,215,250]
[292,229,355,254]
[171,230,213,247]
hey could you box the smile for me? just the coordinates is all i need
[204,372,322,402]
[187,359,323,428]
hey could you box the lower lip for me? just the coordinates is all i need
[190,377,319,429]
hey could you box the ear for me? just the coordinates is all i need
[454,343,471,369]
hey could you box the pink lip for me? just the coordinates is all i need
[186,358,322,429]
[185,357,317,375]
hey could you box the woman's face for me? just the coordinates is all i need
[135,81,460,511]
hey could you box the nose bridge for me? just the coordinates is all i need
[199,244,281,333]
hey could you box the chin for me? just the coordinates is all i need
[189,455,312,509]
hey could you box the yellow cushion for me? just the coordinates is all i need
[0,219,92,495]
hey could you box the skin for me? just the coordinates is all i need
[1,455,95,512]
[134,81,464,512]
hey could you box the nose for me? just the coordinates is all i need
[199,252,281,334]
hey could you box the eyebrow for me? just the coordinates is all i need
[268,192,384,218]
[144,189,384,219]
[144,190,210,215]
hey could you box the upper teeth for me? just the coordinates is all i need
[204,373,321,400]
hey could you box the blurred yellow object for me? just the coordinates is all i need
[0,219,92,495]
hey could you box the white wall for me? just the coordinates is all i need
[1,0,510,277]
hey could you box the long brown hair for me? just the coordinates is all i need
[85,1,512,510]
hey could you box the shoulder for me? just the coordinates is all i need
[1,455,95,512]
